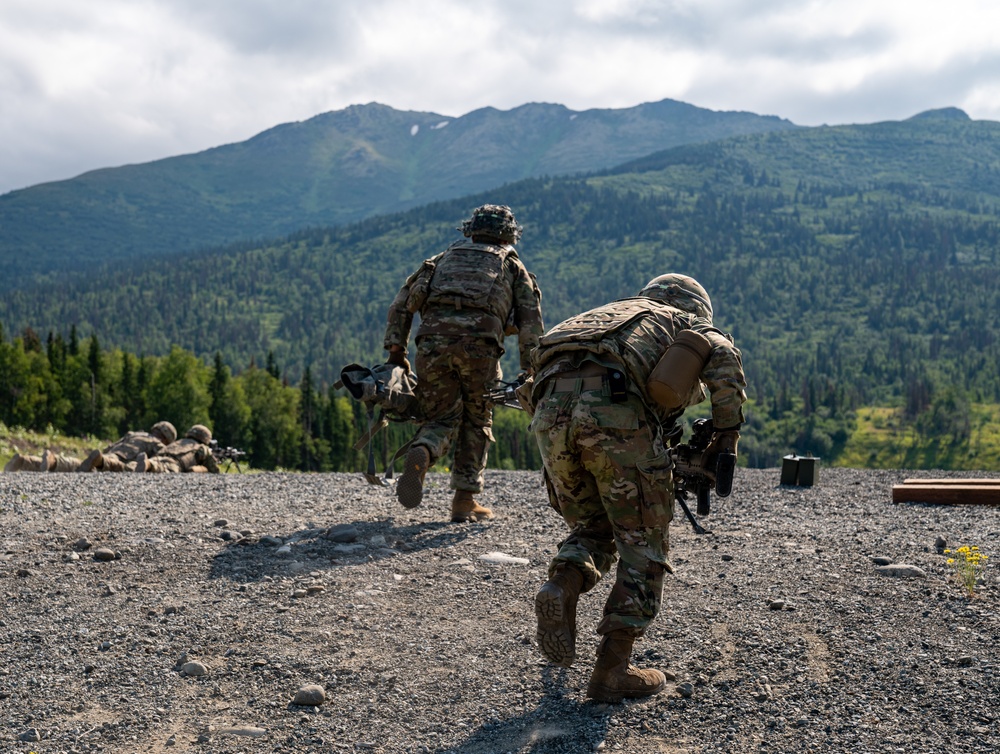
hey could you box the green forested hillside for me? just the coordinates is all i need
[0,99,796,289]
[4,112,1000,469]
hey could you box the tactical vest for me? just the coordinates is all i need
[532,298,710,411]
[422,241,516,323]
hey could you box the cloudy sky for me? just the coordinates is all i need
[3,0,999,195]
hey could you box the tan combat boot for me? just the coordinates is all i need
[397,446,431,509]
[450,490,494,522]
[78,449,104,472]
[535,563,585,667]
[586,630,667,702]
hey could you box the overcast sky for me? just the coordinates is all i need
[3,0,999,195]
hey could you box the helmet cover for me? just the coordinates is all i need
[186,424,213,444]
[151,421,177,445]
[459,204,522,244]
[639,274,714,321]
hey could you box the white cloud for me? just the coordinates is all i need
[2,0,1000,194]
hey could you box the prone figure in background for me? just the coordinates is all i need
[134,424,220,473]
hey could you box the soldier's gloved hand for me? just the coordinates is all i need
[386,348,411,373]
[705,429,740,463]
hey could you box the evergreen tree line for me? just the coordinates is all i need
[0,323,539,473]
[5,122,1000,468]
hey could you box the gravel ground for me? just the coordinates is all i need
[1,466,998,754]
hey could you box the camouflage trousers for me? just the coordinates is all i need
[530,381,674,637]
[3,454,45,472]
[3,453,81,472]
[101,453,139,472]
[413,335,502,493]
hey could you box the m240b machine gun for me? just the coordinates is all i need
[210,441,247,473]
[669,418,736,535]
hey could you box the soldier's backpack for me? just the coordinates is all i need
[408,241,517,323]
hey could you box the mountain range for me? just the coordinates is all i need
[0,98,796,290]
[3,100,999,467]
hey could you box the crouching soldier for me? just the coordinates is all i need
[526,274,746,702]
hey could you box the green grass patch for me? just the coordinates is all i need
[839,404,1000,470]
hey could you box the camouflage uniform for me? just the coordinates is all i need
[384,212,543,496]
[4,453,47,472]
[81,431,169,472]
[138,438,219,473]
[529,295,746,637]
[138,425,219,473]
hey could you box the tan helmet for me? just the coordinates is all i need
[639,274,714,321]
[459,204,522,244]
[186,424,212,444]
[151,421,177,445]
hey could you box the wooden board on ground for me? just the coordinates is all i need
[892,483,1000,505]
[902,478,1000,485]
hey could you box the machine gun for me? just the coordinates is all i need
[484,373,529,409]
[668,418,736,534]
[210,440,247,473]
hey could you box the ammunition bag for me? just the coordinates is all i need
[646,329,713,412]
[404,259,437,314]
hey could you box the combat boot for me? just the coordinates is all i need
[397,445,430,509]
[450,490,494,522]
[135,452,149,473]
[40,450,54,472]
[78,449,104,472]
[535,563,585,667]
[586,630,667,703]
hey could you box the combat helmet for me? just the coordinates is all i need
[639,274,714,321]
[151,421,177,445]
[459,204,522,244]
[186,424,213,445]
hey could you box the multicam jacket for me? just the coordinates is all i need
[383,241,544,370]
[158,438,220,473]
[105,431,166,461]
[530,297,746,429]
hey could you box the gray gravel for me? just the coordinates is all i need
[1,467,998,753]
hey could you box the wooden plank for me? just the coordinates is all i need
[892,484,1000,505]
[902,478,1000,485]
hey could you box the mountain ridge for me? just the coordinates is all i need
[0,98,798,290]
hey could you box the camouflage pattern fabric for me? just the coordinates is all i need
[99,431,167,468]
[410,335,501,492]
[382,232,544,495]
[384,242,543,370]
[529,295,746,637]
[4,454,45,472]
[531,386,674,636]
[45,453,82,472]
[143,438,220,473]
[101,454,140,472]
[530,298,746,429]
